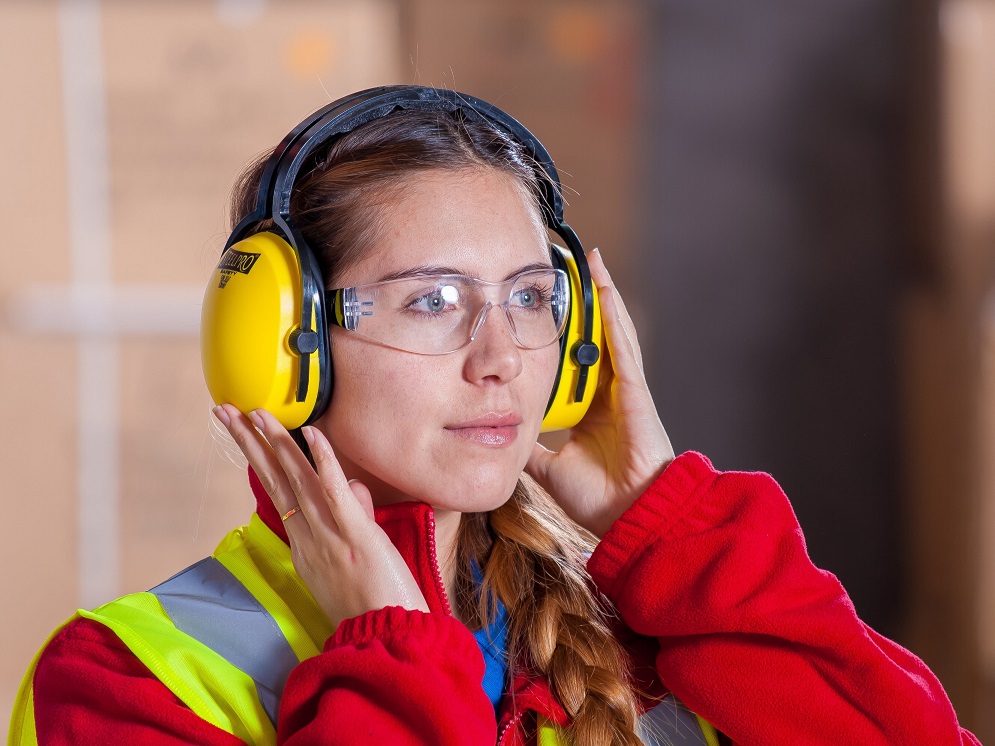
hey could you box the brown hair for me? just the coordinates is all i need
[230,106,642,745]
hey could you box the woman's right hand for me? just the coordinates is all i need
[213,404,430,629]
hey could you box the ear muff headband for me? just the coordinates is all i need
[266,87,566,226]
[203,86,602,430]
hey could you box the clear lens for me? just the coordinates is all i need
[332,269,569,355]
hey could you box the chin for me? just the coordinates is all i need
[429,468,522,514]
[416,442,527,505]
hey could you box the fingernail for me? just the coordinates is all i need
[302,426,315,445]
[212,406,231,427]
[248,410,265,431]
[347,478,360,485]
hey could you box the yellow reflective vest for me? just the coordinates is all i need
[10,514,332,745]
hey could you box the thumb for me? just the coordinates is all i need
[347,479,375,521]
[526,441,555,490]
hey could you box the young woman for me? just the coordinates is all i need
[10,87,979,746]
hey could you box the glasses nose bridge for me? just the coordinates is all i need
[468,295,518,347]
[474,277,514,307]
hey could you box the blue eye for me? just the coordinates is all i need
[424,292,446,312]
[516,288,537,307]
[410,284,460,314]
[511,284,550,311]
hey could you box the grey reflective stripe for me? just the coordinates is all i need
[636,694,709,746]
[150,557,300,728]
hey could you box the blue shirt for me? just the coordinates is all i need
[470,566,509,714]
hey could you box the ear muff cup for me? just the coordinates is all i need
[540,244,604,432]
[201,231,326,429]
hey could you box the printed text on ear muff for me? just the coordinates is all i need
[217,248,262,289]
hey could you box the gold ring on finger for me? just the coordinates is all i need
[281,505,301,522]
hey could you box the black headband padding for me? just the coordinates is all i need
[268,87,565,228]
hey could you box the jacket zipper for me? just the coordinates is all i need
[424,510,454,616]
[426,510,524,744]
[497,712,523,745]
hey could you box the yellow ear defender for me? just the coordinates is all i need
[542,242,604,432]
[201,232,325,428]
[201,86,604,432]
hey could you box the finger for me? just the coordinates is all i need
[214,405,302,520]
[588,249,643,356]
[599,286,640,379]
[587,253,645,383]
[348,479,375,522]
[248,409,336,536]
[301,425,374,530]
[525,441,555,491]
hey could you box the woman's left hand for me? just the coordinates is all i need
[525,248,675,538]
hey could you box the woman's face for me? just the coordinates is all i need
[317,167,560,513]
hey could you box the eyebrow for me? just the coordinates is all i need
[375,261,554,283]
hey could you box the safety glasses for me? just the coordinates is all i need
[327,268,570,355]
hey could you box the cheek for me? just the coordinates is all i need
[323,341,399,454]
[533,345,562,402]
[323,338,451,469]
[516,345,561,438]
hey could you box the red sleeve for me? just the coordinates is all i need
[587,451,982,746]
[277,606,495,745]
[33,618,243,745]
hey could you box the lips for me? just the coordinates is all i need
[445,412,522,446]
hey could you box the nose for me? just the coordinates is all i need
[463,302,523,384]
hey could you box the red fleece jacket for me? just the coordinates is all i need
[21,452,980,745]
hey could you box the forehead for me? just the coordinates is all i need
[337,168,551,286]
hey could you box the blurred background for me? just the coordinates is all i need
[1,0,993,738]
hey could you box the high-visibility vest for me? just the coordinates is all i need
[9,514,720,746]
[9,514,330,745]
